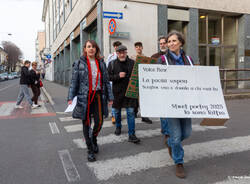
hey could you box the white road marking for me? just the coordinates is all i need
[87,135,250,181]
[73,125,226,149]
[49,122,60,134]
[214,176,250,184]
[0,103,15,116]
[59,117,79,122]
[56,112,70,115]
[0,83,16,92]
[58,149,80,182]
[64,118,156,133]
[31,101,48,114]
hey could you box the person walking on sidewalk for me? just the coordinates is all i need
[106,41,122,124]
[158,31,193,179]
[15,60,39,109]
[108,45,140,144]
[131,42,153,124]
[30,62,41,107]
[68,40,113,162]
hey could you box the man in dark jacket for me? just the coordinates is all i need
[151,36,168,59]
[15,60,39,109]
[108,45,140,143]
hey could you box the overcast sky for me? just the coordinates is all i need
[0,0,44,61]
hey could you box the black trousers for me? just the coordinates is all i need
[31,85,41,104]
[82,92,103,151]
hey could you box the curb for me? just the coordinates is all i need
[41,86,55,105]
[225,93,250,100]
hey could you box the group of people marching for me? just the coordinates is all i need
[15,60,43,109]
[67,30,193,178]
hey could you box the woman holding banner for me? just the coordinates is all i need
[158,31,193,178]
[68,40,113,162]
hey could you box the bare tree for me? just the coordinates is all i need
[1,41,23,72]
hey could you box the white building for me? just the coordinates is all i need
[42,0,250,88]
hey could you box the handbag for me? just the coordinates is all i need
[39,80,43,87]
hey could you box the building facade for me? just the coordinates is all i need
[35,31,45,70]
[42,0,250,88]
[0,47,7,73]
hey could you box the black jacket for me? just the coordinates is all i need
[20,66,31,85]
[68,56,113,120]
[30,69,41,87]
[108,56,137,109]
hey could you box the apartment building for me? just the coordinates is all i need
[35,31,45,70]
[42,0,250,89]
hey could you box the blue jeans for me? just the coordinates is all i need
[16,85,33,105]
[111,108,115,117]
[167,118,192,164]
[114,108,135,135]
[160,118,169,136]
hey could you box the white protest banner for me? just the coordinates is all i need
[139,64,229,119]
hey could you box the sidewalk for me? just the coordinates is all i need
[41,80,68,113]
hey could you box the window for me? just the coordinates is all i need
[199,13,238,69]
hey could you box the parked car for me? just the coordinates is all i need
[11,72,18,78]
[1,73,8,80]
[7,74,15,80]
[0,74,5,81]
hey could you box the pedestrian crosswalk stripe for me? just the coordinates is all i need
[214,176,250,184]
[87,135,250,181]
[73,125,226,149]
[64,118,148,133]
[0,103,15,116]
[59,116,79,122]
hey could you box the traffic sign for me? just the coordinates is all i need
[108,19,116,35]
[103,11,123,19]
[46,54,51,59]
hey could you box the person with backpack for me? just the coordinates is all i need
[68,40,113,162]
[158,31,193,179]
[108,45,140,144]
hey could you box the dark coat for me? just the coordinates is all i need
[107,56,137,109]
[68,56,114,120]
[151,50,167,60]
[20,66,31,85]
[157,50,193,66]
[30,69,41,87]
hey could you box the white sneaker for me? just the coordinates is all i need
[31,104,39,109]
[15,105,24,109]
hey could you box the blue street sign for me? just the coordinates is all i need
[103,11,123,19]
[46,54,51,59]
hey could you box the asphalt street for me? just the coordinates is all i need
[0,79,250,184]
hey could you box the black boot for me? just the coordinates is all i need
[141,117,153,124]
[87,150,96,162]
[114,127,121,136]
[92,136,99,154]
[128,134,140,144]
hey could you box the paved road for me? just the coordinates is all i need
[0,79,250,184]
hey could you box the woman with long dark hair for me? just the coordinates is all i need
[68,40,113,162]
